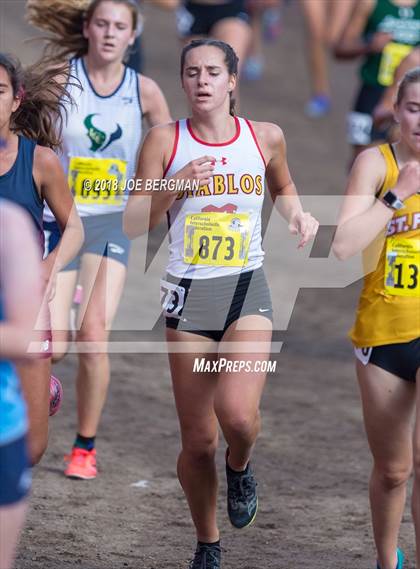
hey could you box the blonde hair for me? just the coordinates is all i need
[26,0,140,66]
[396,66,420,106]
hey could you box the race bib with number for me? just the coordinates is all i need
[183,212,250,267]
[378,42,413,87]
[68,156,127,205]
[160,279,186,318]
[384,236,419,297]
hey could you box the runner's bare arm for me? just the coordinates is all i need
[148,0,180,9]
[124,124,176,237]
[333,147,395,259]
[261,122,319,248]
[124,124,215,238]
[140,75,172,127]
[263,123,302,219]
[334,0,385,60]
[0,202,42,357]
[33,146,84,273]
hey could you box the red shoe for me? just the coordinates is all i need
[64,448,97,479]
[49,375,63,417]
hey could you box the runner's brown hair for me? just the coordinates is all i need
[0,53,73,149]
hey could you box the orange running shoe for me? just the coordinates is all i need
[64,448,97,480]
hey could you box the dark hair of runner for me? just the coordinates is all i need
[0,53,72,149]
[396,66,420,106]
[180,39,239,117]
[26,0,139,65]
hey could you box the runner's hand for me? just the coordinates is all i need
[367,32,393,54]
[172,156,216,187]
[394,161,420,200]
[41,257,57,302]
[372,101,394,130]
[289,211,319,249]
[246,0,280,14]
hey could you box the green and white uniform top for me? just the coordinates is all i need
[44,57,142,220]
[361,0,420,87]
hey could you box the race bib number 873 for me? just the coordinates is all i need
[184,212,250,267]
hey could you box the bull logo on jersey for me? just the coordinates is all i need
[84,114,123,152]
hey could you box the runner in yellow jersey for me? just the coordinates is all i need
[333,67,420,569]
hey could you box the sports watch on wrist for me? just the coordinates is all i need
[381,190,405,210]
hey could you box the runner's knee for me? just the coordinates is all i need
[29,435,48,466]
[51,331,71,363]
[220,411,260,443]
[182,430,218,462]
[413,443,420,481]
[374,462,412,490]
[76,324,108,346]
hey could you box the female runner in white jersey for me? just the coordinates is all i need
[124,39,318,568]
[27,0,171,480]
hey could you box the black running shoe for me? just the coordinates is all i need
[189,543,221,569]
[226,455,258,529]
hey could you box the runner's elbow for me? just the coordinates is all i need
[123,211,150,239]
[74,219,85,248]
[332,239,352,261]
[123,214,140,239]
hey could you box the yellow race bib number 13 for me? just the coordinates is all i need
[384,237,419,297]
[69,156,127,205]
[184,212,251,267]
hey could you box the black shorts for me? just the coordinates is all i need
[0,436,31,506]
[164,267,273,342]
[355,338,420,382]
[176,0,250,38]
[347,83,388,146]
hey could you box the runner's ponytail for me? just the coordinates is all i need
[26,0,140,66]
[0,53,72,149]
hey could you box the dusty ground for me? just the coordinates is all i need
[1,1,417,568]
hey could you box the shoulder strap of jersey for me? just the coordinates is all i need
[376,143,399,198]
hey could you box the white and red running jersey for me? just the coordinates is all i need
[164,116,266,279]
